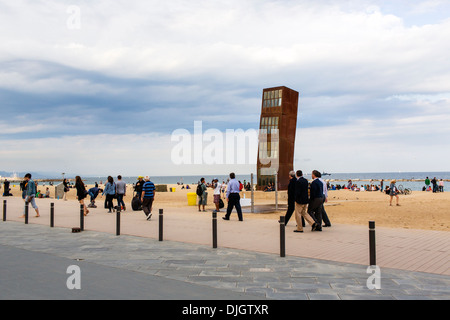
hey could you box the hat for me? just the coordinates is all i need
[137,176,143,179]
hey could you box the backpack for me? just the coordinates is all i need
[196,184,203,196]
[131,193,142,211]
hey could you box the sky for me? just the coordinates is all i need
[0,0,450,177]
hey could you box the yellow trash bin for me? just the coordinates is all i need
[187,192,197,206]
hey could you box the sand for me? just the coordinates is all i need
[3,182,449,232]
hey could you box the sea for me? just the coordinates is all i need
[58,172,449,192]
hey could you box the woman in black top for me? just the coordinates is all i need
[63,178,69,201]
[75,176,89,216]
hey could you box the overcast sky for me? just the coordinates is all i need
[1,0,449,177]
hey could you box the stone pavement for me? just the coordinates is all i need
[2,197,449,275]
[1,221,449,300]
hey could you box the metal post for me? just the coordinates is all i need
[25,201,29,225]
[116,206,121,236]
[250,173,254,213]
[280,216,285,257]
[275,174,278,211]
[212,210,218,249]
[50,203,54,228]
[3,200,6,221]
[80,204,84,231]
[369,221,376,266]
[159,209,163,241]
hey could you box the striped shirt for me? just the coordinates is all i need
[142,181,155,198]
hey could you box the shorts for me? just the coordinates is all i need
[26,196,38,209]
[213,194,220,204]
[198,192,207,205]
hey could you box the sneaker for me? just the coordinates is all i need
[146,213,152,221]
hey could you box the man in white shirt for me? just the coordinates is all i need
[318,172,332,228]
[212,178,222,212]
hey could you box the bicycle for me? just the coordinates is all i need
[397,185,412,195]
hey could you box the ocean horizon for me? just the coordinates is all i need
[11,171,447,192]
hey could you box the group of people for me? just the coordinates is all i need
[284,170,331,233]
[196,177,227,213]
[71,175,155,220]
[195,173,245,221]
[424,177,445,193]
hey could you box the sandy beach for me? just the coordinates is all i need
[3,182,449,232]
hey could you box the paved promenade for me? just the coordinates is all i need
[1,197,449,300]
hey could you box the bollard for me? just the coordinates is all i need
[275,174,278,211]
[25,201,29,225]
[116,206,121,236]
[212,210,218,249]
[3,200,6,221]
[250,173,254,213]
[279,216,285,257]
[369,221,376,266]
[80,204,84,231]
[50,203,54,228]
[159,209,163,241]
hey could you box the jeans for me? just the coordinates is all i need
[117,194,125,208]
[105,194,114,211]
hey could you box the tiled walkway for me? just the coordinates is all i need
[2,197,448,275]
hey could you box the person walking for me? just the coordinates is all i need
[293,170,317,233]
[20,173,40,218]
[283,171,297,226]
[223,172,243,221]
[102,176,116,213]
[75,176,89,216]
[307,170,324,231]
[389,180,400,206]
[197,178,207,212]
[141,176,155,220]
[116,175,127,211]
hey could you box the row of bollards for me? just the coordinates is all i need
[1,200,377,265]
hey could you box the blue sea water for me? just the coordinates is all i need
[60,172,449,192]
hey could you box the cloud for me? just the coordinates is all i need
[0,0,449,173]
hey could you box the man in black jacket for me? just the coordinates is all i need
[308,170,324,231]
[294,170,317,233]
[283,171,297,225]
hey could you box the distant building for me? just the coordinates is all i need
[257,86,299,191]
